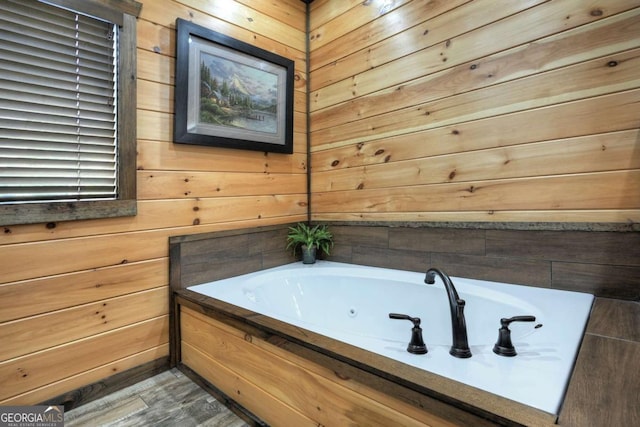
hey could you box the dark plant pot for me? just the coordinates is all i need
[301,245,316,264]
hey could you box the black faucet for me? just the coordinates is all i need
[424,268,472,358]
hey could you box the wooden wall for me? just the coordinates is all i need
[0,0,307,405]
[309,0,640,225]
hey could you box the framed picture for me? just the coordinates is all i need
[174,19,294,154]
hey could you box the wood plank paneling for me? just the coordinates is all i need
[311,1,639,107]
[312,103,640,171]
[313,131,640,192]
[137,19,173,56]
[137,79,173,113]
[0,0,307,406]
[1,346,169,406]
[137,140,307,173]
[1,288,168,360]
[311,86,640,149]
[313,43,640,131]
[311,0,542,92]
[139,0,306,58]
[180,0,305,51]
[310,0,640,224]
[309,0,359,30]
[0,231,168,284]
[0,259,167,322]
[313,170,640,213]
[237,0,307,32]
[0,316,169,401]
[138,170,306,199]
[310,0,472,75]
[309,0,412,51]
[137,48,174,85]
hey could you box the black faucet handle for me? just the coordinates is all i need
[389,313,421,327]
[389,313,428,354]
[500,315,536,327]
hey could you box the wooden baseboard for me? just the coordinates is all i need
[39,357,170,412]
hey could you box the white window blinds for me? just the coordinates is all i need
[0,0,118,203]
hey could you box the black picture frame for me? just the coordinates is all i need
[174,19,294,154]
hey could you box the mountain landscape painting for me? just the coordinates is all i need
[175,19,293,153]
[199,51,279,135]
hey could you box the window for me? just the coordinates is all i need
[0,0,140,226]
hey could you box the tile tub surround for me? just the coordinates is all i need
[324,224,640,301]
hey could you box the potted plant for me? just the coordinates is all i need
[286,222,333,264]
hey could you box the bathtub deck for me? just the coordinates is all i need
[64,368,249,427]
[558,298,640,426]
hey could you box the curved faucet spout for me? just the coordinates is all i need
[425,268,472,358]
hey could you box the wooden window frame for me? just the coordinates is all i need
[0,0,142,226]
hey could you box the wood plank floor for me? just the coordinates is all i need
[64,368,249,427]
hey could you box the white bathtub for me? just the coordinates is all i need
[189,261,593,415]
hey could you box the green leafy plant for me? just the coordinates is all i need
[286,222,333,256]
